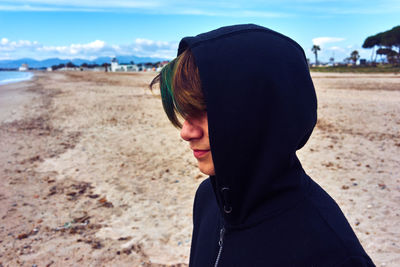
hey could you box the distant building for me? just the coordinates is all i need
[111,58,119,72]
[47,67,53,72]
[110,58,139,72]
[19,63,29,71]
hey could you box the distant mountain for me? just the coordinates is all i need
[0,55,168,69]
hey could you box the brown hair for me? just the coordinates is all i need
[150,49,206,128]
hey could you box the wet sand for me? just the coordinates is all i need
[0,78,37,123]
[0,71,399,266]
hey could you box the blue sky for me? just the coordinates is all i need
[0,0,399,63]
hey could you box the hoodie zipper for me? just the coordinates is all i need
[214,226,225,267]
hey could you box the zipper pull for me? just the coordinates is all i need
[219,227,225,246]
[214,227,225,267]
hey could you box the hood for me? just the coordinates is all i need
[178,24,317,227]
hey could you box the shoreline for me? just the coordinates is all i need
[0,71,34,86]
[0,75,39,123]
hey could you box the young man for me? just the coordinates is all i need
[150,24,374,267]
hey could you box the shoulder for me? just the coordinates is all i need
[192,178,219,224]
[304,179,375,266]
[195,178,213,198]
[193,178,216,211]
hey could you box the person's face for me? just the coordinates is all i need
[180,113,215,176]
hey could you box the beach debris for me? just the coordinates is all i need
[17,233,29,239]
[122,248,132,255]
[66,192,76,197]
[19,155,42,165]
[71,182,93,194]
[17,227,39,240]
[48,186,58,196]
[91,240,103,249]
[118,236,132,241]
[76,238,103,249]
[74,214,91,223]
[98,197,107,203]
[87,194,99,198]
[55,219,89,231]
[64,182,94,200]
[341,185,349,190]
[378,183,386,190]
[120,244,147,257]
[355,221,360,226]
[322,162,334,168]
[56,222,72,230]
[98,197,114,208]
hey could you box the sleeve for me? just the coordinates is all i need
[335,256,376,267]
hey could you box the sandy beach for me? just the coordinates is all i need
[0,71,399,266]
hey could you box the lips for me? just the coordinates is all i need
[193,149,210,159]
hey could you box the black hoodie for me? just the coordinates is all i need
[177,24,375,267]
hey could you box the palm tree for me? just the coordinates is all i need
[350,50,360,65]
[311,45,321,65]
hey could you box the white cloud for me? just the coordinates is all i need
[39,40,107,55]
[327,46,345,52]
[0,38,41,52]
[0,37,176,59]
[312,37,345,47]
[103,38,178,59]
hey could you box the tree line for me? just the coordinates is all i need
[51,61,162,71]
[311,44,360,65]
[362,26,400,64]
[51,62,110,70]
[310,25,399,66]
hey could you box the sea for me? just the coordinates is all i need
[0,71,33,85]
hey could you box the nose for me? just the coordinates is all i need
[180,119,203,141]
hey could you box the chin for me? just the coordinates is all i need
[198,163,215,176]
